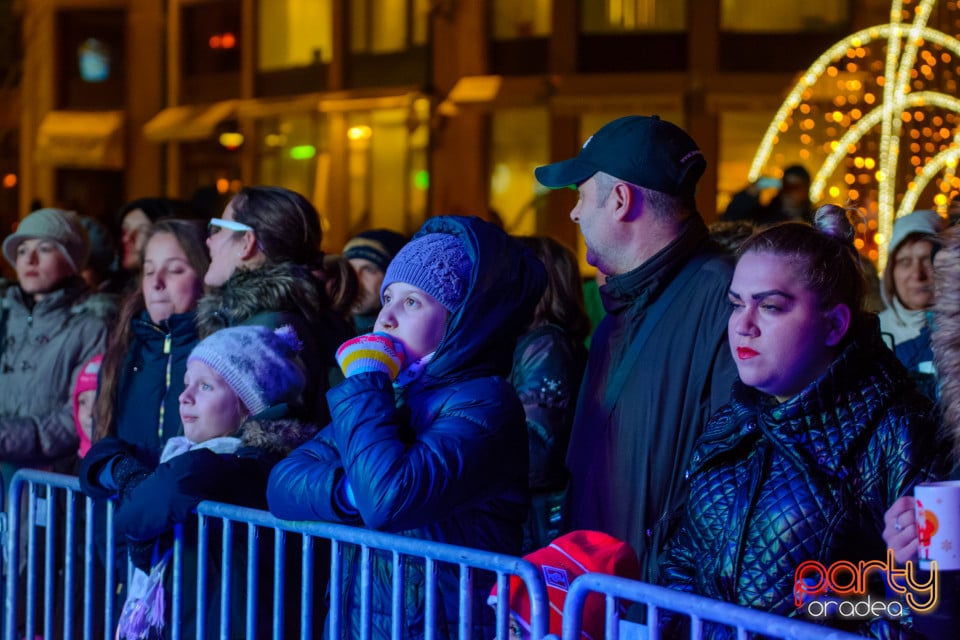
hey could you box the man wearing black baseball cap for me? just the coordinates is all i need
[537,115,737,582]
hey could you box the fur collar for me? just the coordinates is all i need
[196,262,324,337]
[237,416,320,455]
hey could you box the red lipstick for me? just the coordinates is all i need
[737,347,759,360]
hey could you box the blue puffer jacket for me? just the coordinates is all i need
[659,322,949,639]
[111,310,199,460]
[267,215,547,639]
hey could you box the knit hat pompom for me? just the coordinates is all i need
[188,325,306,417]
[2,208,90,273]
[380,233,472,312]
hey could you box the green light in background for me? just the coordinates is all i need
[414,170,430,190]
[289,145,316,160]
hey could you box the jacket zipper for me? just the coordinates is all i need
[158,333,172,442]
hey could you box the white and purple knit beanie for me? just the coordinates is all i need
[380,233,473,312]
[188,325,306,416]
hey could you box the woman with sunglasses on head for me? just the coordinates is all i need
[200,186,355,424]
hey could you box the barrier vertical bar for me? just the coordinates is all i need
[219,518,233,640]
[494,573,509,640]
[272,528,285,640]
[390,551,402,639]
[300,534,313,640]
[83,495,94,640]
[246,522,258,640]
[4,475,22,640]
[25,483,37,640]
[104,500,114,640]
[424,557,436,640]
[195,515,208,640]
[170,524,183,640]
[329,539,341,640]
[359,545,371,640]
[457,564,472,639]
[63,489,75,640]
[43,486,54,640]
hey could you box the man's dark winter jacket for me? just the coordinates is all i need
[267,215,547,639]
[111,310,199,458]
[196,261,353,424]
[566,215,737,582]
[659,323,948,639]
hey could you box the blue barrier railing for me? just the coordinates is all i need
[0,469,896,640]
[561,573,865,640]
[194,500,553,640]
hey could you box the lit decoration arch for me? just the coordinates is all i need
[748,0,960,270]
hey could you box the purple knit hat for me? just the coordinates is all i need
[188,325,306,416]
[380,233,473,312]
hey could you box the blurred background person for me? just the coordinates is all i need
[342,228,407,334]
[198,185,355,424]
[0,208,112,487]
[511,236,589,552]
[879,209,943,398]
[722,164,813,226]
[94,219,209,455]
[115,197,192,293]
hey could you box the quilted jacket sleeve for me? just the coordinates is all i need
[266,425,362,524]
[276,371,525,532]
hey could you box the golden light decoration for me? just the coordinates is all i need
[748,0,960,270]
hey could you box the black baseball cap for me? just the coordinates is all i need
[534,115,706,196]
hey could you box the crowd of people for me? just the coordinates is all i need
[0,113,957,639]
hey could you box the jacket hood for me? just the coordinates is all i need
[415,216,546,383]
[237,415,320,456]
[4,279,116,321]
[196,262,325,337]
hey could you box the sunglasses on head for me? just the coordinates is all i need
[208,218,254,236]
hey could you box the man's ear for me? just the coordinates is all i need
[824,303,852,347]
[238,231,259,260]
[611,181,637,221]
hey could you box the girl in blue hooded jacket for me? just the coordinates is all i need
[267,215,547,639]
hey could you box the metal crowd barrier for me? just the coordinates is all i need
[0,469,893,640]
[562,573,865,640]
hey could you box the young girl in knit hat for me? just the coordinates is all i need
[80,324,319,639]
[72,354,103,459]
[268,215,547,639]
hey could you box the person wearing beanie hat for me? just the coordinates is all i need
[73,354,103,458]
[3,209,90,278]
[0,207,110,479]
[343,228,408,334]
[879,209,943,392]
[269,215,547,639]
[488,530,641,640]
[79,324,319,639]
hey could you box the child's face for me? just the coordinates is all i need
[375,282,449,363]
[76,390,96,439]
[179,360,244,443]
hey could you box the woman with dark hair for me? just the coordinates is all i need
[659,205,945,637]
[510,236,589,551]
[199,185,355,423]
[94,218,209,454]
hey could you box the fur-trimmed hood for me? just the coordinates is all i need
[237,416,320,456]
[196,262,325,338]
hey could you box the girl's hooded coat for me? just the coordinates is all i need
[267,215,547,639]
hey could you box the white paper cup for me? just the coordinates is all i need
[915,481,960,570]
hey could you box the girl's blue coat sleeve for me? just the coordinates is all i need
[269,370,525,532]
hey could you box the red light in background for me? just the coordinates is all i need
[221,32,236,49]
[209,34,222,49]
[2,174,16,189]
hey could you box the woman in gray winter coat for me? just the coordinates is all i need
[0,208,112,489]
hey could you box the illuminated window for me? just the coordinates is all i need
[721,1,848,32]
[492,0,552,39]
[255,114,325,199]
[581,0,685,33]
[258,0,333,68]
[489,109,549,237]
[351,0,429,54]
[345,101,429,234]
